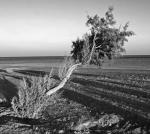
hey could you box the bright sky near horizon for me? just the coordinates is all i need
[0,0,150,57]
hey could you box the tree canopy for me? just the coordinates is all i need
[46,7,135,96]
[71,7,135,66]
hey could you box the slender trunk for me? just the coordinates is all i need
[46,63,81,96]
[87,33,97,64]
[46,33,97,96]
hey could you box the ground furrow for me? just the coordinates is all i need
[65,82,150,124]
[71,77,150,101]
[69,81,150,114]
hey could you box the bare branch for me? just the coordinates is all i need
[46,63,81,96]
[87,32,97,64]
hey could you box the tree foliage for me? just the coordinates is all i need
[71,7,135,66]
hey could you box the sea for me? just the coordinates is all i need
[0,55,150,70]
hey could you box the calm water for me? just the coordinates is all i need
[103,55,150,70]
[0,56,64,64]
[0,55,150,70]
[0,56,64,69]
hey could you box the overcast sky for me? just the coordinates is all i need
[0,0,150,57]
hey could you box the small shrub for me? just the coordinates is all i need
[11,71,56,119]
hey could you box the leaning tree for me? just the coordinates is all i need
[11,7,135,119]
[46,7,134,96]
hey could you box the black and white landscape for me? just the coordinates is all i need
[0,0,150,133]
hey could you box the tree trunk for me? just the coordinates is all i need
[46,33,97,96]
[46,63,81,96]
[87,33,97,64]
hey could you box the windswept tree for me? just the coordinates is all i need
[46,7,134,96]
[71,7,134,66]
[11,7,134,119]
